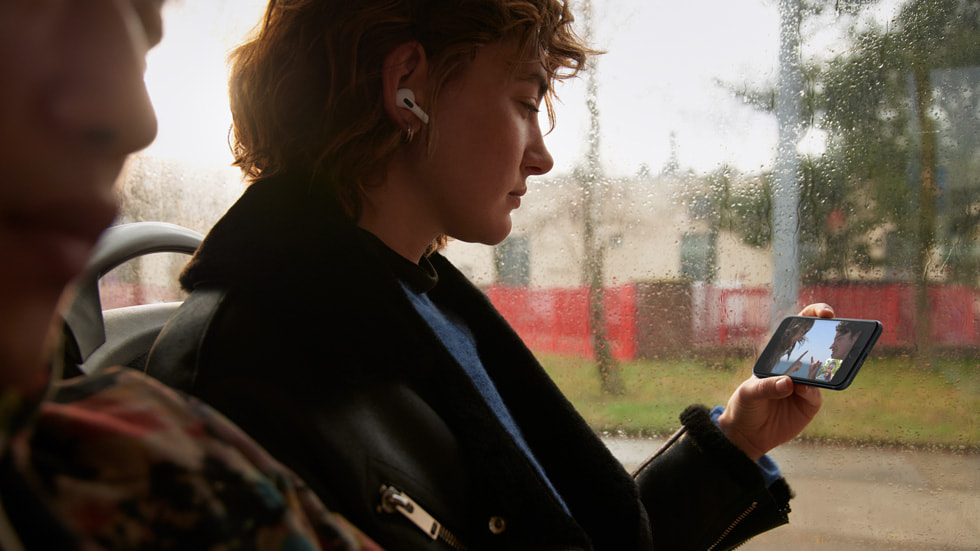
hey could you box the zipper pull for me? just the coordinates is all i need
[377,485,468,550]
[378,485,441,539]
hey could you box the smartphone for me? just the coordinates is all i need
[753,316,882,390]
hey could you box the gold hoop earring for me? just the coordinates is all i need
[404,125,415,144]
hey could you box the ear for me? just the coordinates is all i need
[382,42,429,130]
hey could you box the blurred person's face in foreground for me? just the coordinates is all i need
[0,0,163,385]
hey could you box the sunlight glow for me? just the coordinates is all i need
[141,1,267,164]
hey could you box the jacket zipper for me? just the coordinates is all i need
[377,485,468,550]
[706,501,757,551]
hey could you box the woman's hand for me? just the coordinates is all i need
[807,358,822,379]
[717,303,834,461]
[786,349,809,376]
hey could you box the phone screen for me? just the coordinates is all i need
[753,317,882,390]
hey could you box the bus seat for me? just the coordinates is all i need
[59,222,203,376]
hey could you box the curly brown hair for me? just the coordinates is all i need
[229,0,593,220]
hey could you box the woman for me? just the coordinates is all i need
[146,1,833,549]
[760,317,816,375]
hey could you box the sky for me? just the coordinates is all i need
[140,0,907,179]
[544,0,783,176]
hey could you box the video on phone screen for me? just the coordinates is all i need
[758,319,867,383]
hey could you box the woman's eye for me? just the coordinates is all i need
[521,102,541,115]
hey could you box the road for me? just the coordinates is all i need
[602,437,980,550]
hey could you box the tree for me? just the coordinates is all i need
[713,0,980,354]
[578,0,624,395]
[814,0,980,356]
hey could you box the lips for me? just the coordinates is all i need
[1,196,117,282]
[508,186,527,208]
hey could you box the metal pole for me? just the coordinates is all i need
[772,0,803,324]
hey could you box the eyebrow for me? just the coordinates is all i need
[519,69,550,100]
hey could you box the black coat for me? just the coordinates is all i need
[146,177,793,551]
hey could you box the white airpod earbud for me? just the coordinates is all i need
[396,88,430,125]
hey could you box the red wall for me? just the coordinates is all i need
[801,284,979,347]
[488,283,980,360]
[486,285,637,359]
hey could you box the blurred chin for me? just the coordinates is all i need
[0,295,61,387]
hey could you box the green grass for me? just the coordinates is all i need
[540,353,980,450]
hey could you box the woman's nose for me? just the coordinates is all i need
[524,129,555,176]
[52,0,158,156]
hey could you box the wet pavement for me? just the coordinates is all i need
[602,437,980,550]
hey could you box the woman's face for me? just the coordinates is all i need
[0,0,161,383]
[411,37,555,246]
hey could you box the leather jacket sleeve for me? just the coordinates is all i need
[634,405,792,551]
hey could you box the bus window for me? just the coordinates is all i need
[124,1,979,548]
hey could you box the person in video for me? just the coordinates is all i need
[809,320,864,382]
[762,317,816,375]
[0,1,379,549]
[144,1,834,549]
